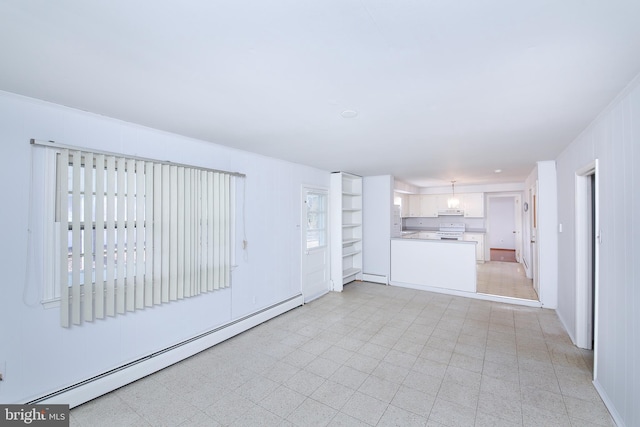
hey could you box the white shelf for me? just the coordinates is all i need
[342,238,361,245]
[331,172,363,291]
[343,248,362,257]
[342,267,361,279]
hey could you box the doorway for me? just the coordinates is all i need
[301,187,330,303]
[478,194,536,300]
[487,195,518,262]
[575,161,599,356]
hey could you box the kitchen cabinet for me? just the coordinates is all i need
[420,195,440,217]
[330,172,363,289]
[461,193,484,218]
[408,194,422,217]
[398,193,410,217]
[463,232,485,262]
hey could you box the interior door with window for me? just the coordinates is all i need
[302,187,330,303]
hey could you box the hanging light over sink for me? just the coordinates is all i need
[447,180,460,209]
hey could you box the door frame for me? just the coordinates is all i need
[300,185,330,303]
[575,160,599,361]
[485,192,523,263]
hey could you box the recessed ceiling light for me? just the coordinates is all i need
[341,109,358,119]
[494,169,502,173]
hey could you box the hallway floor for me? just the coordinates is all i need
[70,282,612,426]
[477,261,539,301]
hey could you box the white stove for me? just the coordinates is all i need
[436,223,465,240]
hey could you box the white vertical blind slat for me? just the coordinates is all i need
[135,160,146,309]
[207,172,214,292]
[144,161,154,307]
[105,156,116,316]
[116,157,126,314]
[200,171,209,293]
[161,164,170,303]
[213,173,221,290]
[83,152,95,322]
[152,163,162,305]
[169,165,178,301]
[59,150,70,327]
[126,158,136,311]
[191,170,200,295]
[184,169,192,297]
[177,167,185,299]
[71,151,82,325]
[94,154,105,319]
[223,174,231,288]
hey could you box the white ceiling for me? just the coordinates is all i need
[2,1,640,187]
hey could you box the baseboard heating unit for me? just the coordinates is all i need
[30,294,303,408]
[362,273,388,285]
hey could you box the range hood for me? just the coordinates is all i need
[438,209,464,216]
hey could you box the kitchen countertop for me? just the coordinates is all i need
[393,236,477,244]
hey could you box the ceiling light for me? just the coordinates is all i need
[340,109,358,118]
[494,169,502,173]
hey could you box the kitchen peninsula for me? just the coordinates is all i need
[390,237,477,294]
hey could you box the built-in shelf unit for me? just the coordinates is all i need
[330,172,363,291]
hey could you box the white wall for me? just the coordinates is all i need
[363,175,393,281]
[555,75,640,427]
[0,91,329,404]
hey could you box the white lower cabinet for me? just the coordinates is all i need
[463,233,485,262]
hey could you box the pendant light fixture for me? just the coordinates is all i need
[447,180,460,209]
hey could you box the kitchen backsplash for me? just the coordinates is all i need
[403,217,485,231]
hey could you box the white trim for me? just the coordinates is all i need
[34,294,303,408]
[592,379,623,427]
[575,160,598,353]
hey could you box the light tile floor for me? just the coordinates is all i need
[70,281,613,426]
[477,261,539,301]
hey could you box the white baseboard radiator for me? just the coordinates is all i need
[362,273,388,285]
[31,294,303,408]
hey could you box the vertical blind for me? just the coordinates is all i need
[56,148,237,327]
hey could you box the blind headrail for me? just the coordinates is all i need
[30,138,246,178]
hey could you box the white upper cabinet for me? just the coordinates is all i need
[420,195,441,217]
[397,193,410,217]
[404,192,484,217]
[461,193,485,217]
[408,194,421,217]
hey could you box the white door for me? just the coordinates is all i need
[301,187,330,303]
[514,195,523,263]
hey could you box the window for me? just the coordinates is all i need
[305,192,327,249]
[44,145,240,327]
